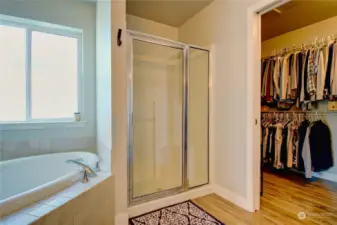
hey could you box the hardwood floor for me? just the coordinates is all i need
[193,172,337,225]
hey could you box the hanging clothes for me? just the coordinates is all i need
[261,41,337,109]
[261,114,333,179]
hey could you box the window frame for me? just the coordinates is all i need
[0,14,84,124]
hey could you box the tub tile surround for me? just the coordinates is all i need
[0,172,113,225]
[0,136,96,161]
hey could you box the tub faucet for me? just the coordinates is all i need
[66,159,97,183]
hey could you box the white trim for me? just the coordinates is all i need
[128,185,213,218]
[313,172,337,183]
[246,0,292,212]
[127,29,209,52]
[213,185,253,212]
[0,14,82,36]
[0,121,87,131]
[209,44,215,185]
[115,213,129,225]
[26,28,32,121]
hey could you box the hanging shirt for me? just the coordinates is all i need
[300,51,310,103]
[261,60,270,98]
[325,43,334,96]
[292,126,299,168]
[308,49,318,100]
[331,44,337,96]
[280,55,290,100]
[298,120,310,171]
[274,123,284,169]
[273,57,281,99]
[289,52,299,99]
[316,49,326,100]
[302,125,312,179]
[266,60,275,102]
[296,53,304,108]
[262,126,269,159]
[287,123,295,168]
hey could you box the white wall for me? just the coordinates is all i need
[96,1,112,171]
[0,0,96,160]
[262,15,337,176]
[179,0,259,200]
[126,14,179,40]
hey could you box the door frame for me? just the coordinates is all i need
[126,30,210,205]
[246,0,291,211]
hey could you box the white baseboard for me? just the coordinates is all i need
[115,212,129,225]
[128,185,213,218]
[313,171,337,183]
[213,185,253,212]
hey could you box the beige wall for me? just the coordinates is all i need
[179,0,259,198]
[126,14,179,40]
[262,15,337,57]
[31,177,114,225]
[262,15,337,176]
[111,0,128,223]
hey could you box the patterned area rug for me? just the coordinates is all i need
[129,200,225,225]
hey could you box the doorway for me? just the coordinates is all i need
[249,0,337,221]
[127,31,210,205]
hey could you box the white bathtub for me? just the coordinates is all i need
[0,152,99,217]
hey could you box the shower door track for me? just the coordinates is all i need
[127,30,210,206]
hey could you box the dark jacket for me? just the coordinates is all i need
[309,120,333,172]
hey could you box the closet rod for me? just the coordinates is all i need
[261,111,337,115]
[262,34,337,59]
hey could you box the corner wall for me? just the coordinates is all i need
[126,14,179,40]
[179,0,260,210]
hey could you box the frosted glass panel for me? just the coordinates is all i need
[132,40,183,198]
[188,48,209,187]
[31,31,78,119]
[0,25,26,121]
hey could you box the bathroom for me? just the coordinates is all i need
[0,0,300,224]
[0,0,210,224]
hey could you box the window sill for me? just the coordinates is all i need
[0,121,87,131]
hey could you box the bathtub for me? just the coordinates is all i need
[0,152,99,217]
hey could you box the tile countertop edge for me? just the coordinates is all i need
[0,172,112,225]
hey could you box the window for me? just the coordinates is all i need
[0,16,82,123]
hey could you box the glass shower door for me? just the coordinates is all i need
[130,39,185,199]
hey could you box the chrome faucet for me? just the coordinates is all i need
[66,159,97,183]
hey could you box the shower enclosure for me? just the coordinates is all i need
[127,30,209,204]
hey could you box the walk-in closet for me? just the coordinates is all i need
[260,1,337,223]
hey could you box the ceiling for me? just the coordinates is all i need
[262,0,337,41]
[126,0,212,27]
